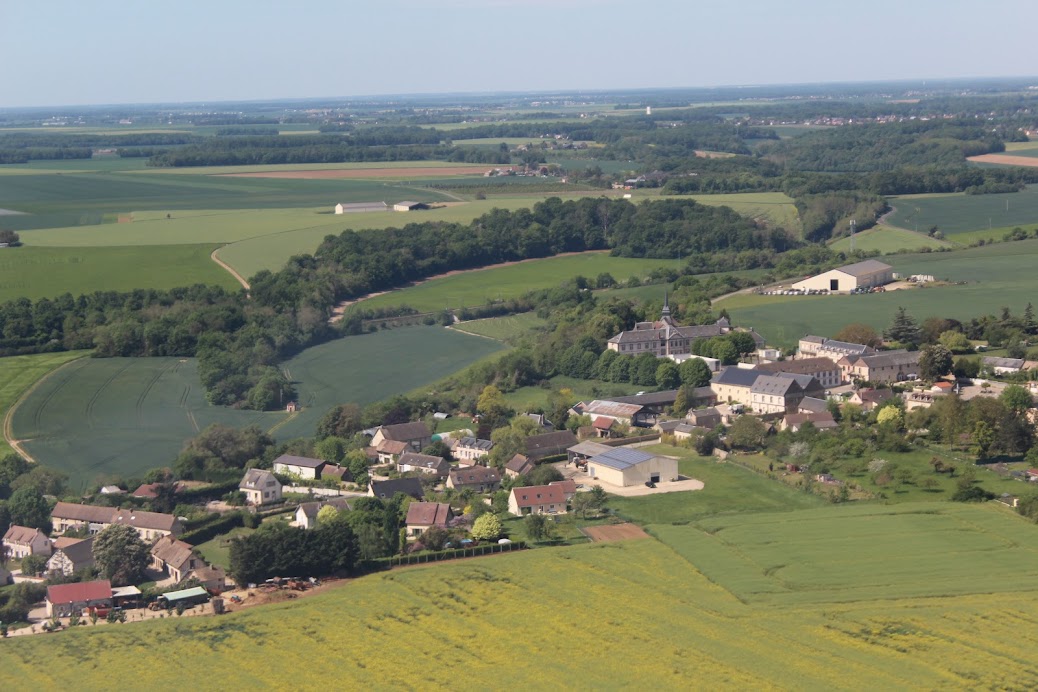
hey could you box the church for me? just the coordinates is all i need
[606,294,763,358]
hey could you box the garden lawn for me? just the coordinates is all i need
[607,444,825,524]
[194,527,257,570]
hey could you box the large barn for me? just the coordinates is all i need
[585,448,679,487]
[792,259,893,293]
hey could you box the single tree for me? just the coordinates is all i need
[1001,384,1034,415]
[655,361,681,389]
[876,406,904,429]
[92,524,151,586]
[0,230,19,245]
[728,416,767,450]
[833,323,882,348]
[524,513,550,541]
[679,358,712,388]
[7,486,50,532]
[884,307,921,346]
[470,513,502,541]
[938,330,972,353]
[918,344,953,381]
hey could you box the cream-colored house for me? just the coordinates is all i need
[150,536,200,584]
[370,422,432,454]
[404,502,453,540]
[3,525,52,559]
[508,485,568,516]
[110,508,184,542]
[840,350,920,384]
[47,537,95,577]
[272,454,326,480]
[51,502,182,541]
[239,469,283,506]
[585,448,679,487]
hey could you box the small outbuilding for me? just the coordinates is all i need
[46,580,113,618]
[393,201,428,212]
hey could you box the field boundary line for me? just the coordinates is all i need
[3,354,90,464]
[211,246,251,291]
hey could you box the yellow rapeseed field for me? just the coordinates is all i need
[3,522,1038,689]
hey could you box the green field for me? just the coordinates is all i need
[9,327,502,489]
[0,351,89,457]
[358,253,686,313]
[0,244,238,302]
[6,506,1038,687]
[0,171,451,231]
[829,224,952,254]
[885,185,1038,237]
[722,239,1038,348]
[451,312,548,342]
[689,192,800,233]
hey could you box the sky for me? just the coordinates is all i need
[0,0,1033,108]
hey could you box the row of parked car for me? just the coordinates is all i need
[758,288,831,296]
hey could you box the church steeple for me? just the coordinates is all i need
[661,290,671,319]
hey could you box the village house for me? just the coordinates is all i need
[686,407,722,429]
[51,502,118,535]
[50,502,183,541]
[782,412,839,432]
[505,454,535,478]
[47,537,95,577]
[592,417,618,437]
[131,482,186,499]
[798,336,876,364]
[849,388,896,411]
[239,469,283,506]
[447,465,502,493]
[150,536,201,584]
[982,356,1026,376]
[797,397,829,414]
[524,430,578,461]
[840,350,920,384]
[404,502,454,540]
[570,400,648,428]
[369,478,425,500]
[549,479,578,502]
[508,484,569,516]
[671,423,700,441]
[757,357,842,388]
[370,421,432,453]
[272,454,327,480]
[453,437,493,463]
[46,580,113,618]
[294,497,352,530]
[376,439,410,464]
[397,452,451,478]
[3,525,52,559]
[905,391,944,411]
[751,375,809,414]
[607,295,764,358]
[184,564,227,592]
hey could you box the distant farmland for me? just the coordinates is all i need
[10,327,502,489]
[0,244,238,302]
[885,184,1038,237]
[722,239,1038,347]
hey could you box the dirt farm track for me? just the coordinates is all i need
[582,523,651,542]
[218,166,491,179]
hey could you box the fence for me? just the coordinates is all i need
[359,540,529,573]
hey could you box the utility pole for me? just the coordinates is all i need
[849,219,856,253]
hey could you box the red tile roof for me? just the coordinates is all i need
[47,579,112,605]
[405,502,453,527]
[511,484,567,509]
[592,417,615,430]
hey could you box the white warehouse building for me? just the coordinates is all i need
[792,259,893,293]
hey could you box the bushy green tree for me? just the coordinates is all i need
[918,344,953,381]
[93,524,151,586]
[7,486,50,532]
[679,358,712,388]
[470,513,502,541]
[655,361,681,389]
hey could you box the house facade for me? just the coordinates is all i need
[397,452,450,478]
[370,422,432,453]
[51,503,182,542]
[3,525,52,559]
[46,580,113,618]
[150,536,200,584]
[840,350,920,384]
[607,297,763,358]
[508,485,569,516]
[239,469,283,506]
[504,454,534,478]
[757,357,842,388]
[47,537,95,577]
[750,375,806,414]
[798,336,876,364]
[446,466,502,493]
[453,437,493,463]
[111,508,184,542]
[294,497,351,530]
[404,502,454,539]
[272,454,327,480]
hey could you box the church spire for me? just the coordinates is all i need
[661,290,671,319]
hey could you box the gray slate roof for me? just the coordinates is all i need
[714,367,763,388]
[589,447,657,471]
[835,259,892,277]
[273,454,326,469]
[751,375,802,396]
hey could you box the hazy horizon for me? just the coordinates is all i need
[1,0,1033,108]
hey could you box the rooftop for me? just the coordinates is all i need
[589,447,657,471]
[47,579,112,605]
[273,454,327,469]
[835,259,892,277]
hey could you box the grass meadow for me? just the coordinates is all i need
[721,239,1038,348]
[9,327,502,489]
[0,244,238,302]
[689,192,800,234]
[6,513,1038,688]
[450,312,548,342]
[885,184,1038,238]
[0,351,89,457]
[357,253,686,313]
[828,224,951,254]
